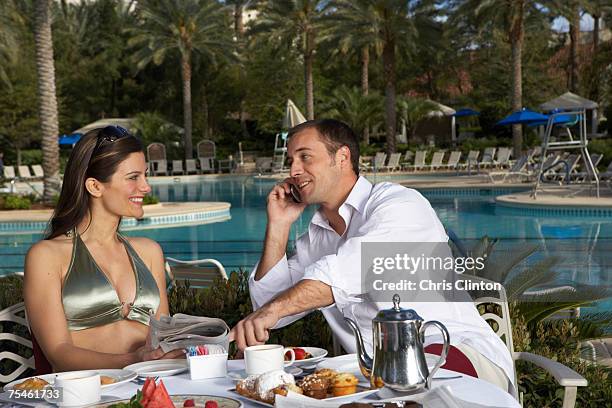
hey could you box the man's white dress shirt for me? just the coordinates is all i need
[249,176,514,384]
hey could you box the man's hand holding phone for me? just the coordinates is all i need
[267,179,307,226]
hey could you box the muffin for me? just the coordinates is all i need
[314,368,338,382]
[272,383,303,397]
[331,373,359,397]
[300,374,329,399]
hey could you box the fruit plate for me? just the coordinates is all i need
[227,386,377,407]
[285,347,328,367]
[95,394,243,407]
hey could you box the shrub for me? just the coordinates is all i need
[143,195,159,205]
[1,194,31,210]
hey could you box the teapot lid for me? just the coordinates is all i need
[374,294,423,322]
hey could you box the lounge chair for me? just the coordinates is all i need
[400,151,414,170]
[488,155,531,183]
[165,257,227,288]
[171,160,184,175]
[478,147,496,169]
[570,153,602,182]
[185,159,198,175]
[256,157,273,173]
[443,151,462,170]
[372,152,387,172]
[0,302,35,383]
[199,157,215,173]
[384,153,401,172]
[410,150,427,171]
[31,165,44,179]
[3,166,16,180]
[494,147,512,168]
[197,140,217,174]
[597,162,612,182]
[459,150,479,170]
[545,154,581,183]
[471,279,587,407]
[428,152,445,170]
[147,143,168,176]
[18,166,35,180]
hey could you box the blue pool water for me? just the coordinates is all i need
[1,175,610,314]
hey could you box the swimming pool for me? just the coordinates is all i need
[1,175,609,314]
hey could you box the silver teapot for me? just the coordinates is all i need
[345,294,450,392]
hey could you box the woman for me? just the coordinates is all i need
[24,126,182,372]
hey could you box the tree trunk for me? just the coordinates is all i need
[180,53,193,159]
[234,4,244,37]
[589,14,600,101]
[34,0,61,205]
[593,13,599,54]
[383,39,396,154]
[361,46,370,145]
[509,1,525,157]
[568,4,580,92]
[201,81,209,140]
[304,29,315,120]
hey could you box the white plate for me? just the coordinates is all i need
[286,347,328,367]
[123,359,188,377]
[2,369,137,393]
[228,387,378,407]
[95,394,243,408]
[227,366,303,382]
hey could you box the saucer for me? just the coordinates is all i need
[227,366,303,381]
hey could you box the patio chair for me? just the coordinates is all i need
[598,161,612,182]
[443,151,462,170]
[147,143,168,176]
[197,140,216,174]
[171,160,184,175]
[400,151,414,170]
[3,165,16,180]
[570,153,603,182]
[410,150,427,171]
[459,150,479,170]
[185,159,199,175]
[31,164,44,179]
[0,302,35,383]
[471,279,587,407]
[256,157,273,173]
[545,154,581,183]
[488,154,531,183]
[428,151,445,170]
[372,152,387,172]
[384,152,402,172]
[18,165,35,180]
[165,257,227,288]
[478,147,497,169]
[494,147,512,169]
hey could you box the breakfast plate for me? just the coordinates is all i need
[284,347,328,367]
[96,394,243,407]
[3,369,137,393]
[228,387,377,407]
[124,359,188,377]
[227,366,302,382]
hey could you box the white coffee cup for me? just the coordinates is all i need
[44,371,101,407]
[244,344,295,375]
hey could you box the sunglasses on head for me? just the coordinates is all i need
[93,125,132,152]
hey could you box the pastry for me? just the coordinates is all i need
[299,374,329,399]
[254,370,295,403]
[100,375,116,385]
[236,374,258,398]
[14,377,49,391]
[272,383,303,397]
[331,373,359,397]
[314,368,337,382]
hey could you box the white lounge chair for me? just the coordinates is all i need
[197,140,217,174]
[488,155,531,183]
[545,154,581,183]
[0,302,35,383]
[171,160,184,175]
[494,147,512,168]
[165,257,227,288]
[429,152,445,170]
[459,150,479,170]
[478,147,496,169]
[443,151,462,170]
[400,151,414,170]
[384,153,402,172]
[31,165,44,179]
[185,159,198,175]
[3,166,16,180]
[18,166,34,180]
[372,152,387,172]
[411,150,427,171]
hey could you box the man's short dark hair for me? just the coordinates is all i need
[288,119,360,175]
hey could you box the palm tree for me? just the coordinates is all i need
[319,0,382,144]
[322,86,383,142]
[250,0,325,121]
[129,0,235,160]
[453,0,553,157]
[34,0,61,205]
[0,1,21,88]
[396,97,441,141]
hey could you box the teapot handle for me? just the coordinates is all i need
[419,320,450,389]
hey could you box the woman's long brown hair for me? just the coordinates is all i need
[45,128,144,240]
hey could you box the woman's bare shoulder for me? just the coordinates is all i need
[25,237,72,277]
[125,237,163,257]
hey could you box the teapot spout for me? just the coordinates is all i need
[344,317,373,378]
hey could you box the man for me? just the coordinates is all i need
[230,119,513,392]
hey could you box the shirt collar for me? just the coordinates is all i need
[310,176,372,231]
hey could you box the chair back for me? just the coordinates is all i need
[18,166,33,179]
[510,155,528,172]
[171,160,184,174]
[256,157,273,173]
[467,150,479,162]
[147,143,166,161]
[185,159,198,174]
[0,302,35,383]
[496,148,512,165]
[414,150,426,166]
[165,257,227,288]
[4,166,15,179]
[430,152,444,167]
[197,140,216,159]
[481,147,496,164]
[31,165,44,178]
[469,280,514,354]
[447,151,461,167]
[386,153,401,168]
[373,152,387,170]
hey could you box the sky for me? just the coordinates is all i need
[553,14,595,32]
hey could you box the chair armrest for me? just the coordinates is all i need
[166,257,228,280]
[514,351,587,387]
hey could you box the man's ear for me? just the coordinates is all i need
[85,177,104,198]
[337,146,351,169]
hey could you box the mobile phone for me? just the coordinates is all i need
[289,184,302,203]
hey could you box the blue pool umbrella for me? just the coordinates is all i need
[453,108,480,117]
[528,114,574,127]
[58,134,82,146]
[496,108,549,126]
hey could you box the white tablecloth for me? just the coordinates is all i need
[1,359,520,407]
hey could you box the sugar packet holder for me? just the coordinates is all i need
[186,344,228,380]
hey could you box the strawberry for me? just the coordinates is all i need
[292,347,307,360]
[204,401,218,408]
[183,399,195,407]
